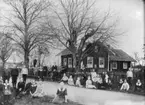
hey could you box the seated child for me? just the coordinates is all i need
[120,79,130,91]
[52,82,67,104]
[68,75,74,86]
[16,78,25,98]
[24,79,37,95]
[118,78,123,89]
[61,73,68,83]
[107,79,112,90]
[86,76,96,89]
[30,79,45,98]
[135,79,142,92]
[76,77,83,87]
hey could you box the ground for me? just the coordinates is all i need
[14,96,81,105]
[1,79,145,105]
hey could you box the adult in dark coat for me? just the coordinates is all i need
[11,66,19,88]
[2,67,10,83]
[43,66,48,77]
[16,78,25,98]
[52,64,57,71]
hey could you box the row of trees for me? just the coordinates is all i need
[0,0,123,72]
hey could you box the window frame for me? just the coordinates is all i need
[87,56,94,68]
[123,62,128,69]
[112,62,117,69]
[68,57,72,68]
[63,57,67,67]
[99,57,105,68]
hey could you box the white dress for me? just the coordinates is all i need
[86,80,96,89]
[31,82,45,97]
[68,78,74,85]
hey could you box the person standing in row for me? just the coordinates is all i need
[21,65,28,83]
[2,66,10,83]
[11,65,19,88]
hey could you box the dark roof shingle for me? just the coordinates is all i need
[110,49,136,62]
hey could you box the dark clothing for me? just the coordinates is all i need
[11,68,19,76]
[22,74,27,83]
[3,70,10,83]
[52,65,57,71]
[24,82,32,95]
[43,66,48,77]
[80,78,86,87]
[0,84,4,96]
[33,59,37,67]
[127,77,132,86]
[0,84,4,105]
[12,75,18,88]
[16,81,25,96]
[11,68,19,88]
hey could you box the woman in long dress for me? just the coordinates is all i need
[52,82,68,104]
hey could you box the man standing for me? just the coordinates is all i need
[21,65,28,83]
[11,65,19,88]
[2,66,10,83]
[126,67,133,86]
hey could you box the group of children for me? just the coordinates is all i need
[119,78,142,92]
[61,71,110,89]
[61,71,143,92]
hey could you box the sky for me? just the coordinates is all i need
[0,0,144,64]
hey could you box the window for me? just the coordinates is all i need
[68,58,72,68]
[63,58,67,66]
[99,57,105,68]
[123,62,128,69]
[112,62,117,69]
[87,57,93,68]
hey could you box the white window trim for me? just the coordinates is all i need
[99,57,105,68]
[87,57,93,68]
[123,62,128,69]
[112,62,117,69]
[63,58,67,66]
[68,57,72,68]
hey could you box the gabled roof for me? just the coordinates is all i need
[109,49,136,62]
[56,42,136,62]
[56,49,72,56]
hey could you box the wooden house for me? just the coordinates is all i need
[57,41,136,73]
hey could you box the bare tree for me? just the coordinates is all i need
[4,0,52,68]
[0,32,13,70]
[45,0,123,72]
[134,52,141,65]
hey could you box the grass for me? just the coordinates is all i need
[14,95,82,105]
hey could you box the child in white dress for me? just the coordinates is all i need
[86,76,96,89]
[68,75,74,86]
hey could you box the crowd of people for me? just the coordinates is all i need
[0,63,144,104]
[59,68,144,93]
[28,64,144,93]
[0,64,69,104]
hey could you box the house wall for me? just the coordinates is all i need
[110,61,131,72]
[82,45,109,73]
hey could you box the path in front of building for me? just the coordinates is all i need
[27,79,145,105]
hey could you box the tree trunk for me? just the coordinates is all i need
[73,53,82,74]
[24,51,29,70]
[2,60,6,72]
